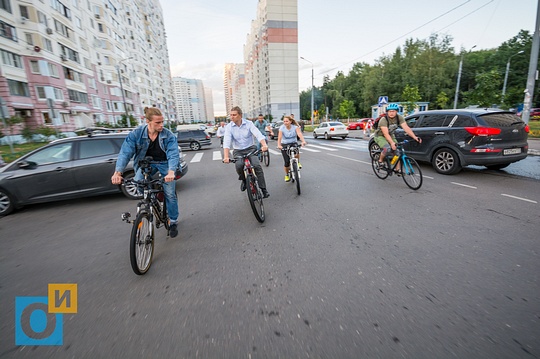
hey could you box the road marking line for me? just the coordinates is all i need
[327,153,367,163]
[307,144,338,151]
[299,147,321,152]
[501,194,537,203]
[268,148,280,155]
[212,151,222,161]
[451,182,477,189]
[322,144,355,150]
[191,153,203,163]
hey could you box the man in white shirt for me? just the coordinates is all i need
[223,106,270,198]
[216,121,226,147]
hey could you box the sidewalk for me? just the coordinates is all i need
[347,131,540,156]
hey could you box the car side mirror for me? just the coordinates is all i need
[18,160,37,169]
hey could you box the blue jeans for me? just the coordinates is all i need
[134,162,179,223]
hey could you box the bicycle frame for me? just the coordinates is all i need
[229,148,265,222]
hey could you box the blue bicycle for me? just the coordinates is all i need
[371,140,423,190]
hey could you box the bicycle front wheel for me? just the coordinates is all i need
[292,161,301,195]
[246,175,265,223]
[130,211,154,275]
[263,151,270,166]
[371,153,389,179]
[401,157,423,190]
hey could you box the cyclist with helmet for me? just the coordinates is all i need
[374,103,421,169]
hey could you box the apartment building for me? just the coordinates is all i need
[224,0,298,121]
[172,76,211,123]
[0,0,174,133]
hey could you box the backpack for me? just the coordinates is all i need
[372,116,385,130]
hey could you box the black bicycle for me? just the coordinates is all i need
[371,140,423,190]
[281,144,301,195]
[122,158,171,275]
[228,149,265,223]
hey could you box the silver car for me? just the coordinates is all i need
[313,122,349,139]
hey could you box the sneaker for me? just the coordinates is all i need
[284,175,291,182]
[298,162,302,169]
[240,181,246,191]
[261,189,270,198]
[169,223,178,238]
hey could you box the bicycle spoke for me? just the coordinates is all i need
[401,157,423,190]
[130,212,154,275]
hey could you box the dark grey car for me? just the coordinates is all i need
[0,133,188,216]
[369,109,529,174]
[176,129,211,150]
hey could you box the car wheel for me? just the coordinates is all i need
[369,140,380,160]
[341,136,347,139]
[432,148,461,175]
[313,131,318,139]
[190,141,201,151]
[121,171,143,200]
[0,188,15,216]
[486,163,510,170]
[324,133,329,140]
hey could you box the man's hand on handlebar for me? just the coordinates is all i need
[111,172,123,185]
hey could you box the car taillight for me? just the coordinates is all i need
[206,135,210,139]
[465,127,501,136]
[470,148,502,153]
[524,125,530,133]
[330,127,335,131]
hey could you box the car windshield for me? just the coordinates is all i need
[479,113,523,127]
[329,122,343,126]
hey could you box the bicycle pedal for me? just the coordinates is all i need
[121,212,131,222]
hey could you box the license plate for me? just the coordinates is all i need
[503,148,521,155]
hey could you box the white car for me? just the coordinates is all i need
[313,122,349,139]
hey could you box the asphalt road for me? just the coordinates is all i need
[1,136,538,358]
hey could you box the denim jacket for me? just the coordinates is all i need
[115,125,179,174]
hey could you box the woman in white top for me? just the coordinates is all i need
[277,116,307,182]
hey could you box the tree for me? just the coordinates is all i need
[463,70,502,107]
[401,85,421,115]
[436,92,450,109]
[339,100,355,120]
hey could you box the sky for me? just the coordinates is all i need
[160,0,538,116]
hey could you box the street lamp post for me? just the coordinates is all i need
[300,57,314,126]
[116,57,132,122]
[502,50,525,101]
[453,45,476,109]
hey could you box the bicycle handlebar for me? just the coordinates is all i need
[224,149,262,163]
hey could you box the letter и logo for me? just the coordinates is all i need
[15,283,77,346]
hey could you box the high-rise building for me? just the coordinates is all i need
[224,0,299,121]
[0,0,174,132]
[224,63,247,115]
[172,77,211,123]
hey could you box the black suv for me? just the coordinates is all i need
[0,132,188,216]
[176,130,211,150]
[369,109,529,174]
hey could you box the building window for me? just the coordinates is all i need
[48,63,59,77]
[51,0,71,19]
[54,88,64,100]
[0,0,12,13]
[25,33,33,45]
[37,11,48,26]
[20,5,29,19]
[54,19,72,38]
[30,60,40,73]
[1,49,23,68]
[44,38,53,51]
[64,66,82,82]
[68,89,88,103]
[0,20,17,41]
[8,80,30,97]
[59,43,79,62]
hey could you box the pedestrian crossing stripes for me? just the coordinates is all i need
[184,141,368,163]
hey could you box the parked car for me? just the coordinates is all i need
[205,125,217,137]
[0,132,189,216]
[176,129,211,150]
[529,108,540,117]
[313,121,349,139]
[347,119,370,130]
[368,109,529,174]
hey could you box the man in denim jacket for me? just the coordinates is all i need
[111,107,180,237]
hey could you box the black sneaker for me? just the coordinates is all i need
[241,181,246,191]
[169,223,178,238]
[261,189,270,198]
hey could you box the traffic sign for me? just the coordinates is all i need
[378,96,388,106]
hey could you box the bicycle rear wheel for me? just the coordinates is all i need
[246,174,265,223]
[371,153,389,179]
[401,157,423,190]
[130,211,154,275]
[292,161,301,195]
[263,151,270,166]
